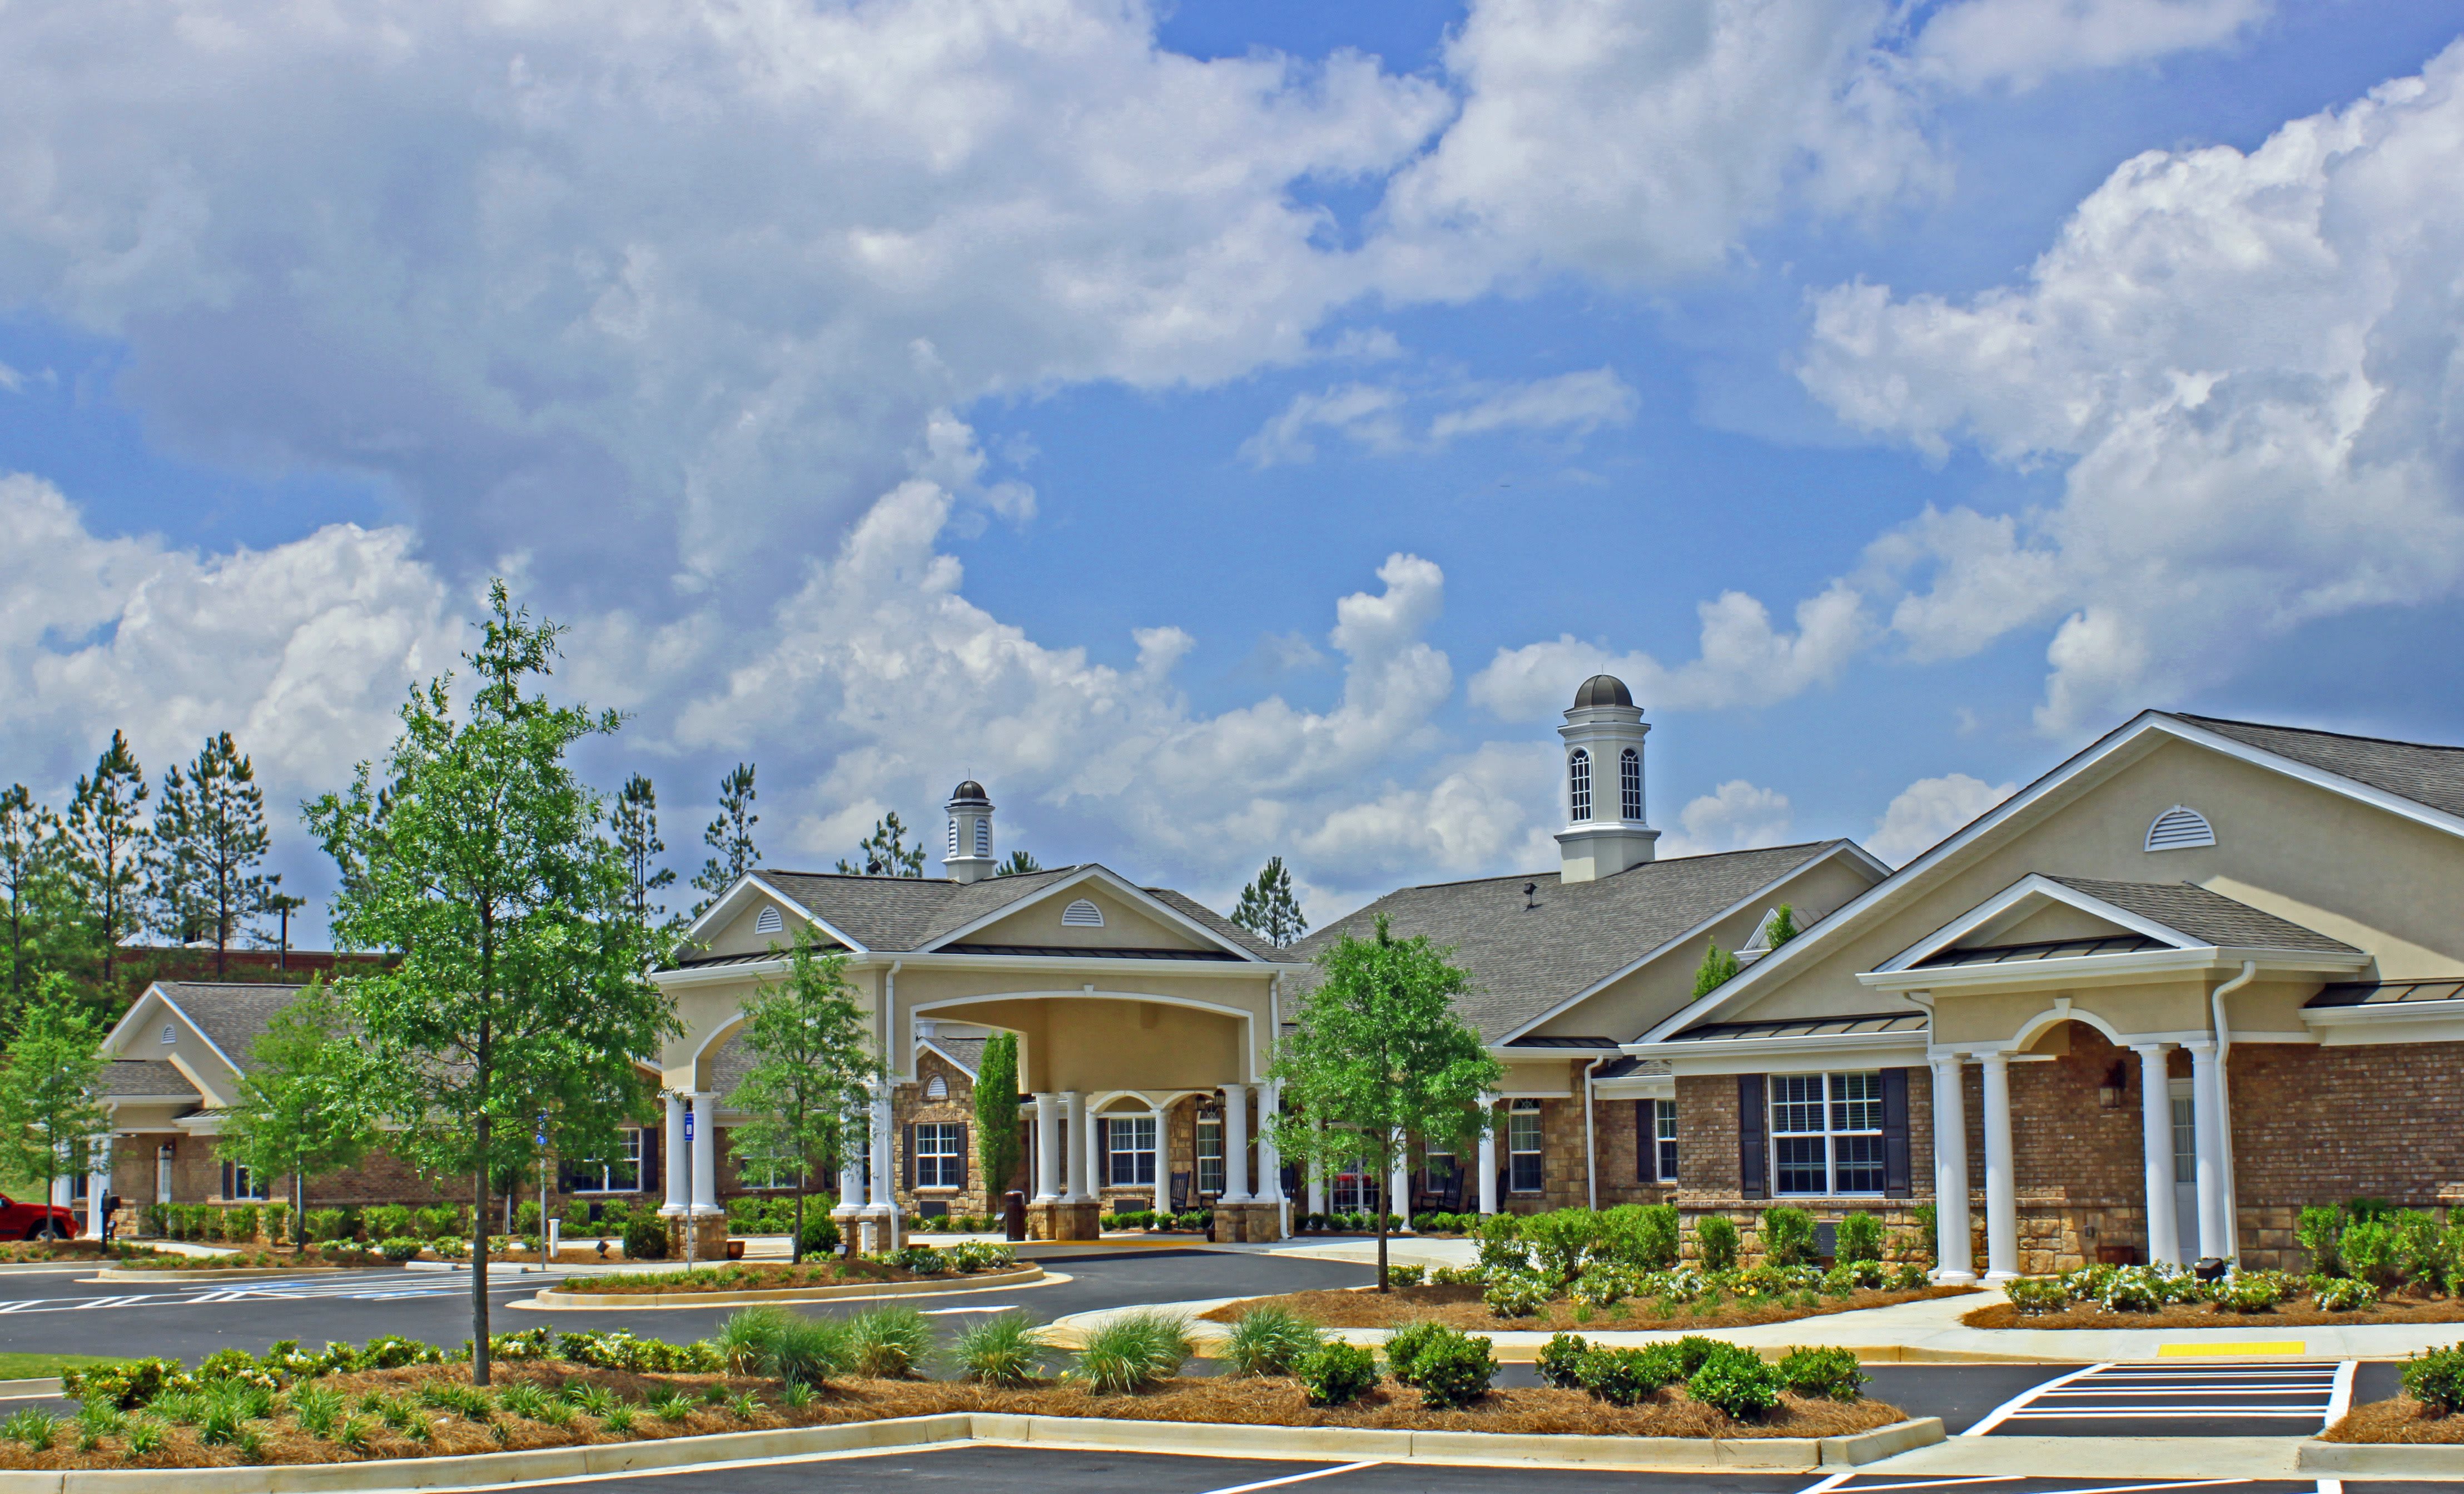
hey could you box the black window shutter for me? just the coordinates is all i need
[902,1124,915,1190]
[640,1125,659,1194]
[1881,1068,1912,1198]
[1737,1074,1767,1199]
[957,1123,970,1192]
[1635,1099,1651,1182]
[1097,1118,1111,1188]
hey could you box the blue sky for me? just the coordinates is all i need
[4,0,2462,938]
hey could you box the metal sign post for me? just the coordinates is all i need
[535,1115,549,1274]
[683,1105,697,1267]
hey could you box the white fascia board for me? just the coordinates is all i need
[2157,716,2464,844]
[893,949,1304,976]
[1859,945,2366,994]
[650,958,794,991]
[678,874,870,955]
[1593,1073,1675,1099]
[1490,841,1885,1047]
[918,864,1265,962]
[1872,874,2196,973]
[2314,1013,2464,1045]
[146,989,247,1082]
[2306,997,2464,1030]
[98,984,167,1056]
[918,1037,981,1079]
[1648,1034,1933,1075]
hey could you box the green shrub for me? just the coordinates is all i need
[1631,1204,1681,1270]
[2313,1275,2380,1311]
[622,1211,668,1261]
[261,1202,289,1243]
[2394,1210,2450,1287]
[1890,1262,1930,1291]
[364,1204,413,1241]
[62,1358,187,1411]
[377,1237,424,1264]
[1576,1345,1680,1406]
[1536,1332,1589,1390]
[2297,1205,2346,1276]
[414,1205,459,1240]
[954,1314,1046,1387]
[1759,1207,1816,1268]
[844,1306,932,1379]
[1777,1346,1866,1401]
[2348,1197,2395,1223]
[1571,1264,1633,1307]
[796,1212,839,1259]
[1403,1327,1496,1410]
[1221,1307,1323,1378]
[304,1208,349,1243]
[1834,1212,1883,1264]
[1072,1311,1191,1394]
[2212,1272,2289,1312]
[1381,1318,1447,1382]
[1524,1208,1604,1284]
[2004,1278,2071,1314]
[769,1316,851,1387]
[2403,1344,2464,1415]
[1695,1215,1739,1271]
[1482,1272,1549,1318]
[1387,1264,1425,1288]
[1672,1336,1726,1376]
[2,1407,61,1451]
[1686,1343,1781,1419]
[2341,1221,2400,1289]
[1296,1341,1377,1406]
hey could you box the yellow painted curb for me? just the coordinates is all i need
[525,1264,1046,1309]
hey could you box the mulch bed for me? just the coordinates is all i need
[572,1260,1005,1295]
[1965,1296,2464,1331]
[0,1363,1909,1470]
[108,1247,391,1271]
[2326,1397,2464,1442]
[1202,1283,1975,1332]
[0,1241,172,1265]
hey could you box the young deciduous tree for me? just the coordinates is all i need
[0,786,67,1018]
[0,977,109,1225]
[723,932,880,1262]
[307,582,677,1386]
[222,978,379,1248]
[1763,904,1799,948]
[150,733,275,976]
[62,731,151,992]
[1268,915,1501,1290]
[1691,939,1741,996]
[612,774,678,955]
[690,764,759,918]
[972,1031,1024,1202]
[837,811,925,878]
[1230,856,1309,946]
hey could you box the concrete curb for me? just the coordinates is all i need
[0,1410,1945,1489]
[524,1264,1047,1309]
[2297,1440,2464,1474]
[0,1380,61,1400]
[87,1267,388,1284]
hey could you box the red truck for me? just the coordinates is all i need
[0,1193,82,1240]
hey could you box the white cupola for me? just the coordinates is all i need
[1554,674,1658,883]
[943,780,996,884]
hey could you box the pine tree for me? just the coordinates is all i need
[1765,904,1799,948]
[0,786,66,1015]
[1692,939,1741,996]
[612,774,677,947]
[690,764,759,917]
[62,731,151,992]
[837,811,925,878]
[149,733,274,977]
[993,850,1042,878]
[1230,855,1309,946]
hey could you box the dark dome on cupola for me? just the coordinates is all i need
[948,780,989,804]
[1572,674,1633,709]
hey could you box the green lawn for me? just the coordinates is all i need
[0,1351,131,1379]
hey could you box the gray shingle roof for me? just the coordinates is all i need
[2045,877,2359,953]
[923,1036,986,1078]
[1285,842,1859,1042]
[154,983,309,1072]
[98,1059,197,1098]
[750,866,1275,959]
[2174,714,2464,820]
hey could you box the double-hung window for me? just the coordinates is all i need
[1196,1118,1225,1196]
[1106,1116,1157,1187]
[1653,1099,1679,1183]
[1507,1099,1544,1193]
[1770,1072,1884,1196]
[913,1123,963,1189]
[220,1160,265,1201]
[562,1130,643,1193]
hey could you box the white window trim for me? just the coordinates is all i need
[566,1129,644,1194]
[1507,1098,1544,1194]
[1653,1098,1679,1183]
[1768,1071,1885,1198]
[914,1122,964,1191]
[1568,749,1592,823]
[1195,1117,1225,1196]
[1105,1115,1158,1188]
[1620,748,1643,821]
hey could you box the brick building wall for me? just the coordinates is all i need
[2228,1040,2464,1271]
[1672,1062,1938,1267]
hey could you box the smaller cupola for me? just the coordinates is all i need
[943,780,997,883]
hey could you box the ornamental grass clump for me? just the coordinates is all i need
[847,1305,933,1379]
[955,1313,1049,1387]
[713,1306,790,1374]
[1071,1311,1192,1395]
[771,1314,854,1388]
[1220,1306,1323,1377]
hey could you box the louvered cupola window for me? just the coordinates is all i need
[1568,749,1592,821]
[948,818,959,853]
[2145,806,2216,851]
[974,819,990,856]
[1620,748,1642,820]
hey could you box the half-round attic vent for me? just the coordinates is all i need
[2145,805,2216,852]
[754,905,785,934]
[925,1074,948,1100]
[1061,898,1105,928]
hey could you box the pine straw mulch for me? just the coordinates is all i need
[0,1241,173,1265]
[574,1259,1003,1294]
[1200,1282,1976,1332]
[0,1363,1909,1470]
[106,1246,391,1271]
[2325,1397,2464,1442]
[1964,1294,2464,1331]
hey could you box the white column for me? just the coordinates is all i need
[2188,1040,2229,1261]
[688,1092,719,1216]
[1061,1092,1089,1202]
[1032,1094,1060,1202]
[1476,1097,1499,1214]
[661,1093,689,1216]
[1083,1103,1103,1208]
[1255,1082,1285,1204]
[837,1103,864,1213]
[1929,1056,1975,1283]
[1979,1053,2019,1281]
[1150,1107,1170,1216]
[1306,1115,1326,1214]
[2134,1043,2182,1267]
[1221,1084,1251,1202]
[1388,1129,1410,1230]
[868,1086,895,1208]
[86,1134,112,1239]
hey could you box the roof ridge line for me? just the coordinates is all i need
[2172,712,2464,755]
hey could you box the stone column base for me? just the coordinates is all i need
[1210,1202,1285,1244]
[831,1204,905,1256]
[1027,1199,1101,1241]
[664,1213,727,1261]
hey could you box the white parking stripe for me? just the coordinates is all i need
[1963,1362,2114,1436]
[1970,1359,2352,1435]
[1194,1460,1380,1494]
[2323,1360,2356,1427]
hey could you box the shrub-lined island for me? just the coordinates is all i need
[2325,1341,2464,1442]
[567,1242,1022,1296]
[0,1297,1910,1470]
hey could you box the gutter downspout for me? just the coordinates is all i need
[2210,960,2257,1264]
[1269,974,1288,1237]
[1583,1054,1610,1211]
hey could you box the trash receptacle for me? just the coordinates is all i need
[1004,1191,1028,1242]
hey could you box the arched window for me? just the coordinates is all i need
[947,818,960,854]
[1062,898,1105,927]
[1620,748,1642,821]
[754,905,784,934]
[2145,805,2216,851]
[925,1074,948,1100]
[974,819,990,856]
[1568,749,1592,822]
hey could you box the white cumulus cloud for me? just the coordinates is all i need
[1916,0,2273,93]
[1867,771,2016,865]
[1468,581,1870,719]
[1661,778,1795,857]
